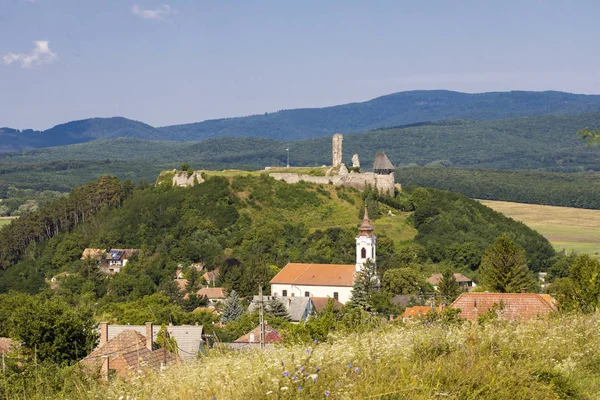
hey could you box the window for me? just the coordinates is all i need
[291,292,295,297]
[282,290,288,297]
[304,291,310,297]
[361,247,367,258]
[333,292,339,301]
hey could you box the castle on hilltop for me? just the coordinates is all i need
[270,133,398,196]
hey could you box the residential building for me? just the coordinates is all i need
[450,292,557,321]
[427,273,476,292]
[102,249,138,274]
[197,287,227,304]
[229,324,282,349]
[270,210,377,304]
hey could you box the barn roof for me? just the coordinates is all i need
[270,263,356,287]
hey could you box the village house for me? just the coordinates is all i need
[427,273,476,292]
[401,305,445,322]
[247,296,343,322]
[270,210,377,304]
[203,269,219,286]
[450,292,557,321]
[196,287,227,304]
[102,249,138,274]
[80,324,177,379]
[229,324,282,350]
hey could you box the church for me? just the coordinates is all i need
[270,210,377,304]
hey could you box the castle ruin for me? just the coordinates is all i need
[270,134,398,196]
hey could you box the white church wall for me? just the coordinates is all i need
[271,283,353,304]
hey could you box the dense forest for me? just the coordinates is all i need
[4,90,600,151]
[397,167,600,209]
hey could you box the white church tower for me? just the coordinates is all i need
[356,208,376,272]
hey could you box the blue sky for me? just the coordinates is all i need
[1,0,600,130]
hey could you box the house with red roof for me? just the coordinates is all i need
[450,292,557,321]
[229,324,282,349]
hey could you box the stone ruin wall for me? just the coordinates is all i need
[172,171,205,187]
[270,171,396,197]
[332,134,343,167]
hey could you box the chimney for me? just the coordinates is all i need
[100,355,109,381]
[145,322,153,351]
[521,288,527,294]
[99,322,109,346]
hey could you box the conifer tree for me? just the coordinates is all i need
[437,269,461,302]
[221,289,244,322]
[351,259,379,311]
[266,297,291,321]
[480,234,535,293]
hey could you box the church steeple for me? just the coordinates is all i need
[356,207,376,272]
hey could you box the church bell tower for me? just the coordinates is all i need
[356,208,376,272]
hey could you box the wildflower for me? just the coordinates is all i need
[293,375,298,380]
[314,339,319,344]
[354,367,359,373]
[347,363,352,368]
[309,373,318,381]
[283,371,289,377]
[325,391,330,397]
[300,366,305,372]
[306,349,311,354]
[280,387,289,391]
[316,366,321,372]
[298,387,303,392]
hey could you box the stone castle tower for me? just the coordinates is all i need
[355,208,376,272]
[332,133,343,167]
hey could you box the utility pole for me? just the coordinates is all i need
[258,282,265,349]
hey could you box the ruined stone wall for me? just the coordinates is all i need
[332,134,343,167]
[270,171,396,196]
[172,171,205,187]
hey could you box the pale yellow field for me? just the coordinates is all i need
[481,200,600,256]
[0,217,18,229]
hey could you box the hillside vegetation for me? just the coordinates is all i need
[4,90,600,151]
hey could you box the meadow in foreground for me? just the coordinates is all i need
[25,313,599,400]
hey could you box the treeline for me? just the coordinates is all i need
[0,176,126,269]
[397,167,600,209]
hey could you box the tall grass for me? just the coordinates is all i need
[5,313,600,399]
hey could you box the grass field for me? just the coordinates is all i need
[481,200,600,256]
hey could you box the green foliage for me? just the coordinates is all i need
[437,269,461,302]
[266,297,291,321]
[382,268,427,296]
[221,290,244,323]
[479,235,536,293]
[156,324,179,357]
[549,254,600,313]
[8,295,98,365]
[350,259,379,311]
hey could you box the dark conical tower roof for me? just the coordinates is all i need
[373,152,395,174]
[357,207,374,238]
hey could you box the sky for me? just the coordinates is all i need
[1,0,600,130]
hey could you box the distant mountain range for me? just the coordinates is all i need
[3,90,600,152]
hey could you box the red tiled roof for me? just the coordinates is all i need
[427,273,473,285]
[80,330,176,377]
[310,297,343,312]
[174,279,188,292]
[450,293,556,321]
[402,305,443,318]
[234,325,282,344]
[197,287,227,299]
[270,263,355,287]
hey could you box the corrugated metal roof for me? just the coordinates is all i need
[270,263,355,287]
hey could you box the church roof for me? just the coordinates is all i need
[357,208,374,238]
[373,152,395,171]
[270,263,356,287]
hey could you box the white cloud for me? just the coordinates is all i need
[131,4,173,20]
[3,41,58,68]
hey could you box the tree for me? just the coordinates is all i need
[266,297,291,321]
[221,290,244,323]
[437,269,461,302]
[350,259,379,311]
[550,254,600,313]
[9,296,98,365]
[578,128,600,146]
[479,234,535,293]
[185,268,200,293]
[382,268,427,295]
[156,324,179,357]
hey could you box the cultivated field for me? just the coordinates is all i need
[481,200,600,256]
[0,217,17,229]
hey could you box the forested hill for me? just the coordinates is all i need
[159,90,600,141]
[4,90,600,152]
